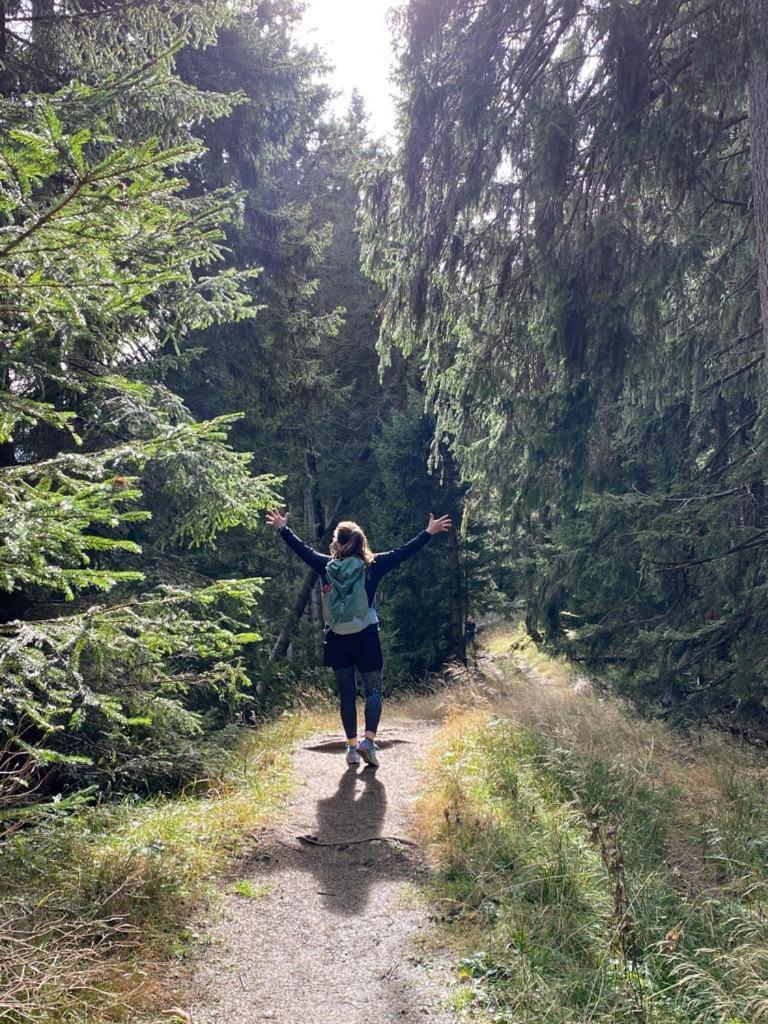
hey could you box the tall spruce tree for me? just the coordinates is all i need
[362,0,768,727]
[0,3,282,807]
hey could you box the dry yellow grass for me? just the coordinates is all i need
[1,713,314,1024]
[411,622,768,1024]
[434,623,767,880]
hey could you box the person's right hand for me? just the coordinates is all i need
[266,508,289,530]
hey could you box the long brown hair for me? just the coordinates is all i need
[330,520,374,566]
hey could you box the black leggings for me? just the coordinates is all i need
[333,667,383,740]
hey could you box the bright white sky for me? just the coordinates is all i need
[297,0,405,139]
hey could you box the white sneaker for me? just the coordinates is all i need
[357,737,380,768]
[346,745,361,766]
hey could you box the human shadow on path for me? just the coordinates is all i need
[314,763,386,845]
[262,753,419,917]
[189,736,454,1024]
[304,764,402,917]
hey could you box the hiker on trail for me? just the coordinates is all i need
[265,509,452,768]
[465,614,477,666]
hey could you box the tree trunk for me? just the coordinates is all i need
[305,450,325,542]
[748,0,768,379]
[444,523,465,662]
[304,451,326,663]
[0,2,8,96]
[521,512,542,641]
[0,368,27,623]
[304,488,322,664]
[269,571,321,662]
[0,368,16,467]
[441,454,466,661]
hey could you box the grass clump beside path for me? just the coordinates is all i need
[419,624,768,1024]
[0,713,310,1024]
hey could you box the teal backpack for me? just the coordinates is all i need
[322,556,378,634]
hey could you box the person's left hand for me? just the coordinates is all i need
[426,512,453,535]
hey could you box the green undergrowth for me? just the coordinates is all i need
[420,632,768,1024]
[0,713,311,1024]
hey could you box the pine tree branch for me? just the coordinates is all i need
[7,0,160,22]
[699,353,764,392]
[0,178,88,260]
[654,529,768,569]
[691,413,759,480]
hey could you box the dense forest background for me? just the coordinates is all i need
[0,0,508,820]
[362,0,768,732]
[2,0,768,829]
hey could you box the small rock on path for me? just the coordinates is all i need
[188,718,457,1024]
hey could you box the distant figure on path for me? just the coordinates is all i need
[266,509,452,768]
[465,614,477,666]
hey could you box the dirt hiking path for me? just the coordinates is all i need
[189,717,457,1024]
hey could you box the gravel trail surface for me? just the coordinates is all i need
[189,717,456,1024]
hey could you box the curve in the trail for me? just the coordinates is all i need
[188,718,457,1024]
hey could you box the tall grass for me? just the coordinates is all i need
[418,625,768,1023]
[0,714,309,1023]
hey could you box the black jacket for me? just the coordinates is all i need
[278,525,431,613]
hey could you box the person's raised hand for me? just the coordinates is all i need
[426,512,452,535]
[266,508,289,530]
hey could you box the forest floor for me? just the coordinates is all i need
[187,716,458,1024]
[184,622,768,1024]
[4,624,767,1024]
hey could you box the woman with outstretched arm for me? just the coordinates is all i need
[265,510,452,768]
